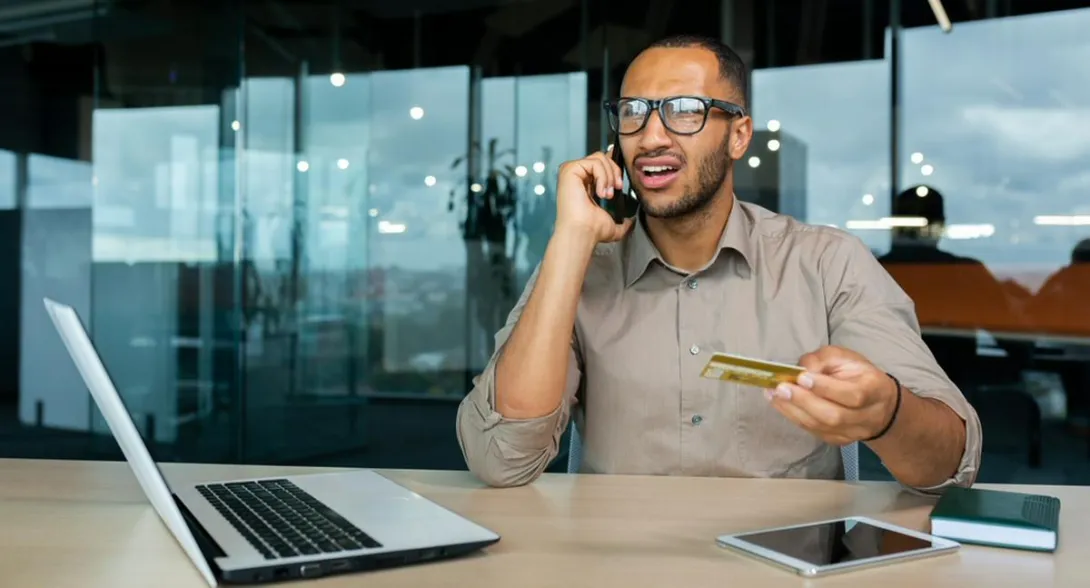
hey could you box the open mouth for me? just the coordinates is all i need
[642,165,677,176]
[638,164,682,189]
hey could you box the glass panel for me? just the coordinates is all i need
[750,2,1090,485]
[239,66,475,462]
[0,150,15,209]
[85,12,242,461]
[899,10,1090,330]
[4,1,243,462]
[367,66,471,391]
[19,155,94,437]
[470,73,588,372]
[90,104,224,451]
[892,7,1090,484]
[237,74,305,462]
[750,61,892,253]
[511,73,589,282]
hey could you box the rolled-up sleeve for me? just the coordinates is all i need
[455,267,583,487]
[823,233,982,494]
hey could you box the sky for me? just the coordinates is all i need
[752,8,1090,270]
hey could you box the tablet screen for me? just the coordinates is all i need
[737,519,935,566]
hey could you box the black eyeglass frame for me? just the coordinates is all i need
[603,96,748,136]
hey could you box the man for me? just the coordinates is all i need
[456,34,981,493]
[878,185,1025,387]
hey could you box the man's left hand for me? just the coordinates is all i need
[766,345,899,446]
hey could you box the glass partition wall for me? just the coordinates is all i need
[232,65,587,464]
[750,0,1090,484]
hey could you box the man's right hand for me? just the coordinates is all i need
[555,146,635,244]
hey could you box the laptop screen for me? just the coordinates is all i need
[43,298,218,587]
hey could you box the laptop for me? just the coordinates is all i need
[43,298,500,586]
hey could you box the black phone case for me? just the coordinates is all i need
[601,137,636,224]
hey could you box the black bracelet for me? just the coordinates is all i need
[863,373,902,442]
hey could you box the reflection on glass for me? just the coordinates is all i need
[748,7,1090,488]
[464,73,587,371]
[367,66,470,380]
[0,150,16,209]
[27,153,93,210]
[87,105,224,445]
[233,65,589,466]
[751,61,891,252]
[91,107,220,263]
[901,10,1090,294]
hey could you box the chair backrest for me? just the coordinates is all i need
[567,427,861,482]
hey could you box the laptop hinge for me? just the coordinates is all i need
[173,493,227,573]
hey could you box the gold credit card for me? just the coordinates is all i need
[700,352,804,389]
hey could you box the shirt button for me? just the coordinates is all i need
[692,414,703,425]
[687,279,698,290]
[689,344,700,355]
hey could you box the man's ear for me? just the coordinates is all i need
[729,116,754,160]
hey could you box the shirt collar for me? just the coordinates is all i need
[623,196,756,287]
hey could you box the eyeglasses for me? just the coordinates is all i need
[603,96,747,136]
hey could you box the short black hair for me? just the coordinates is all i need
[644,34,749,107]
[1073,238,1090,264]
[894,185,945,223]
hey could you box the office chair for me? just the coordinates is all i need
[566,427,861,482]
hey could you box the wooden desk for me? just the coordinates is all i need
[0,459,1081,587]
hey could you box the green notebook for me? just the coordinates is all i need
[929,487,1060,552]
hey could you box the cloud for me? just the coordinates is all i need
[960,105,1090,162]
[753,7,1090,266]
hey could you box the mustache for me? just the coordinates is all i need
[633,150,686,164]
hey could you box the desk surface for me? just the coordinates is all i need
[0,459,1082,587]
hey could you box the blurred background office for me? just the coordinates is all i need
[1,0,1088,485]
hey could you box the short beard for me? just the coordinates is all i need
[638,134,733,220]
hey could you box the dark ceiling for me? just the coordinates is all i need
[239,0,1090,74]
[3,0,1090,108]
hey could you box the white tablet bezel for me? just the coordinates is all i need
[716,515,961,577]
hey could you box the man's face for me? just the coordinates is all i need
[618,47,752,219]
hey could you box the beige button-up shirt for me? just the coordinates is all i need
[456,198,982,493]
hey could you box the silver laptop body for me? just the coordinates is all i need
[43,298,500,586]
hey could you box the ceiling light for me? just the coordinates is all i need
[846,216,929,230]
[945,224,995,239]
[927,0,953,33]
[1034,215,1090,226]
[377,220,406,234]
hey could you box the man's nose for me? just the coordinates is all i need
[637,111,672,152]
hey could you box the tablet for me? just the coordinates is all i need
[716,516,960,577]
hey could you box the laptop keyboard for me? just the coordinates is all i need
[196,479,382,560]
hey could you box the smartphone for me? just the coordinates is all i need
[601,134,636,224]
